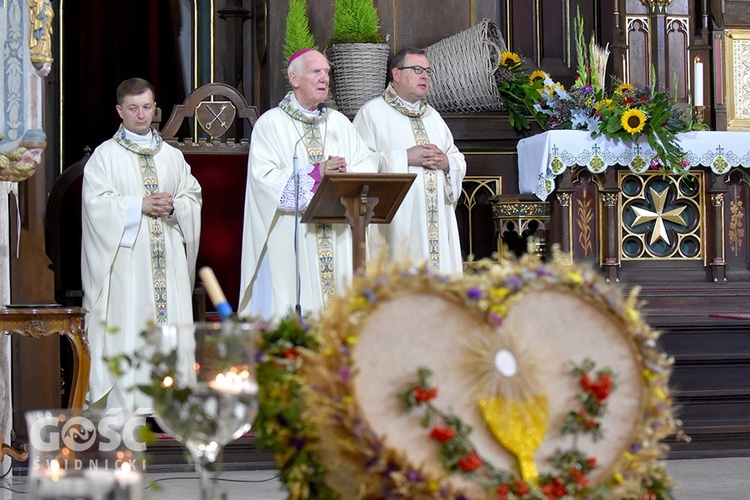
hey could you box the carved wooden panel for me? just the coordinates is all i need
[667,17,690,100]
[724,29,750,130]
[724,173,750,281]
[626,17,649,87]
[457,177,502,260]
[572,180,600,262]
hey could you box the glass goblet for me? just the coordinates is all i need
[143,322,259,500]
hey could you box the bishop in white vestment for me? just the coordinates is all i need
[239,49,378,320]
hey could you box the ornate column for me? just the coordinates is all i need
[554,192,573,264]
[610,0,628,82]
[0,0,55,475]
[641,0,672,89]
[601,192,620,282]
[708,173,729,282]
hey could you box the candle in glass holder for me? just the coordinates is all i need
[694,56,704,106]
[33,465,118,500]
[114,462,144,500]
[209,368,259,395]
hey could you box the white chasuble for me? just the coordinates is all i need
[354,87,467,277]
[82,128,202,411]
[239,95,379,320]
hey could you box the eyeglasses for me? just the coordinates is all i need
[396,65,434,76]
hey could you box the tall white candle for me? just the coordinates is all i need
[694,57,704,106]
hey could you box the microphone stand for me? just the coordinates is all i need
[291,103,326,321]
[292,138,304,320]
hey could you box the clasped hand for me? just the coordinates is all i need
[407,144,449,171]
[321,155,347,175]
[142,191,174,217]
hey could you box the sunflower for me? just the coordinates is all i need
[529,69,547,85]
[614,82,634,95]
[500,51,522,68]
[549,82,566,96]
[621,108,647,134]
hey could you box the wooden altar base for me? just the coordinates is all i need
[627,282,750,458]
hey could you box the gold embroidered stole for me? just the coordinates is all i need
[114,126,168,323]
[383,84,441,273]
[279,93,335,305]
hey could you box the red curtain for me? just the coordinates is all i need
[62,0,186,167]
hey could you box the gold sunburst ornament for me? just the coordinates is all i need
[464,328,548,484]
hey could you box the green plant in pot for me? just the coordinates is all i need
[283,0,317,65]
[328,0,390,119]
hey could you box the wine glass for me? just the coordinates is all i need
[143,322,259,500]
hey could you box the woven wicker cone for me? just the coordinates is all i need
[329,43,390,118]
[425,18,507,113]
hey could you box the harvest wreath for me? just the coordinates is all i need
[254,255,679,499]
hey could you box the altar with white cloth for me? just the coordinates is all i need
[518,130,750,201]
[512,130,750,283]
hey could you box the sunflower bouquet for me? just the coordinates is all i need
[494,50,545,130]
[496,46,691,174]
[594,80,690,174]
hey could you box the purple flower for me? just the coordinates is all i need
[406,470,422,482]
[339,366,352,382]
[537,266,551,277]
[362,289,377,303]
[507,277,522,289]
[467,287,483,300]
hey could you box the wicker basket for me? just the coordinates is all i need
[328,43,390,119]
[425,19,507,113]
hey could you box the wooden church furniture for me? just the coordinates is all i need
[160,82,260,315]
[0,305,88,463]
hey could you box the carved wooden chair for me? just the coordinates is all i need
[160,83,259,318]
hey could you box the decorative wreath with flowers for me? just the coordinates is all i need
[254,254,680,499]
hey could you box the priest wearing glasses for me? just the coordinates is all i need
[354,47,466,278]
[239,49,379,320]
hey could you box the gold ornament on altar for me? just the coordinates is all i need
[642,0,673,10]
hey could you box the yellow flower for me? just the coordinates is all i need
[529,69,547,87]
[615,82,634,94]
[595,98,614,112]
[566,270,584,285]
[550,82,566,96]
[621,109,647,134]
[500,51,521,68]
[345,335,358,346]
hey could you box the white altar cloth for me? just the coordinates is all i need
[518,130,750,200]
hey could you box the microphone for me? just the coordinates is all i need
[317,102,327,115]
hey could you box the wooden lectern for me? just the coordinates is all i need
[301,173,416,273]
